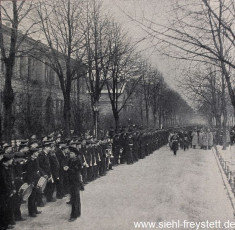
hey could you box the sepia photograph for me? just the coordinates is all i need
[0,0,235,229]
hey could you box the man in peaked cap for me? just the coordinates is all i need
[64,146,83,222]
[85,140,93,182]
[13,151,27,222]
[28,140,44,207]
[48,142,60,199]
[125,133,134,164]
[0,152,16,229]
[55,141,69,197]
[24,147,42,217]
[80,139,88,184]
[38,141,55,203]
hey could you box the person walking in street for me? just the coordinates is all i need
[170,132,179,156]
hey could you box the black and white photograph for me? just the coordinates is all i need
[0,0,235,229]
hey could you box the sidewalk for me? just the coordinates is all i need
[216,145,235,172]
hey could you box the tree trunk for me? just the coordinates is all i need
[63,93,71,138]
[153,113,157,128]
[140,99,144,126]
[3,64,15,142]
[215,114,221,129]
[74,79,83,135]
[222,111,227,150]
[145,106,149,127]
[92,109,96,137]
[159,108,162,129]
[221,72,227,150]
[114,112,119,131]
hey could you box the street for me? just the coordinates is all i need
[15,146,234,230]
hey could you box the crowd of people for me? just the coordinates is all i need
[0,127,169,230]
[168,127,215,155]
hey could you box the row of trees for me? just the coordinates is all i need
[128,0,235,146]
[130,62,193,129]
[0,0,193,141]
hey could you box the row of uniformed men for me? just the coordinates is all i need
[112,130,169,164]
[0,129,169,229]
[0,137,115,229]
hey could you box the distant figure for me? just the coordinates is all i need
[170,133,179,156]
[183,131,189,151]
[191,129,198,149]
[199,129,204,149]
[207,129,214,150]
[202,130,208,150]
[230,128,235,145]
[168,131,174,149]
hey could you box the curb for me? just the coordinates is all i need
[212,146,235,216]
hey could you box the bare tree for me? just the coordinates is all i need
[149,70,164,127]
[104,21,142,130]
[0,0,38,141]
[130,0,235,111]
[81,0,114,136]
[35,0,85,137]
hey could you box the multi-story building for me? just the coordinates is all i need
[0,24,134,138]
[0,24,84,138]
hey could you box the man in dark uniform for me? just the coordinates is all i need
[80,139,88,184]
[0,153,15,230]
[95,140,102,175]
[132,132,139,162]
[112,134,121,165]
[100,139,107,174]
[96,140,104,176]
[12,151,27,222]
[24,148,42,217]
[38,141,55,202]
[85,140,93,182]
[92,140,99,179]
[141,133,146,158]
[49,143,61,199]
[55,141,69,197]
[126,133,134,164]
[171,132,179,156]
[122,133,128,164]
[64,146,83,222]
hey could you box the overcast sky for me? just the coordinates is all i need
[2,0,186,96]
[102,0,184,93]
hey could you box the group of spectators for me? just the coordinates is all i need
[168,126,235,155]
[168,127,215,155]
